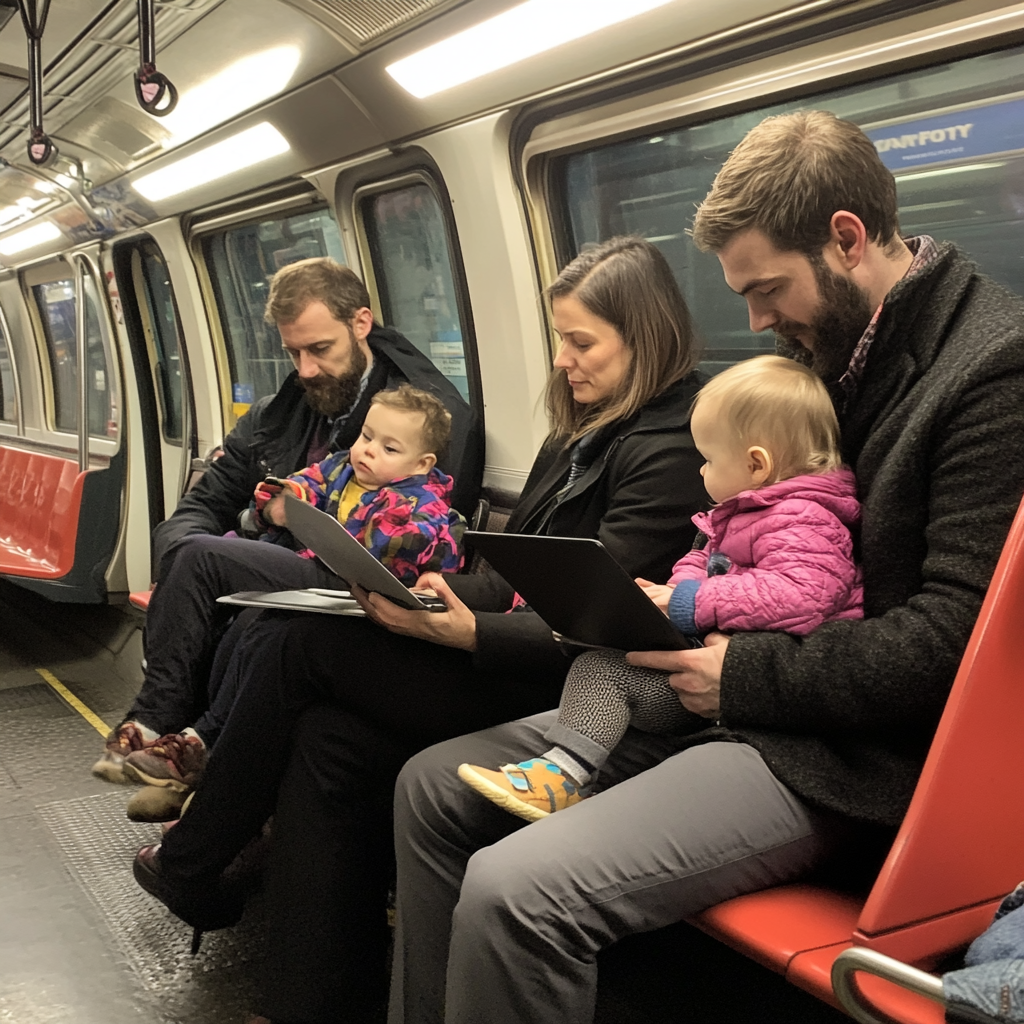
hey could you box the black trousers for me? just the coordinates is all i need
[126,534,342,737]
[158,610,569,1023]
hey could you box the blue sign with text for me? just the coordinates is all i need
[866,97,1024,173]
[233,382,255,404]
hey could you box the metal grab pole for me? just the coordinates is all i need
[75,258,88,472]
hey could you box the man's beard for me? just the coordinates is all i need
[774,259,875,385]
[298,336,368,417]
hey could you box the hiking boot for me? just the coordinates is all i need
[126,785,188,823]
[123,733,206,792]
[91,722,154,785]
[457,758,582,823]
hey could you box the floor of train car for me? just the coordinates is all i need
[0,576,849,1024]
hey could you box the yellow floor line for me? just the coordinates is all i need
[35,668,110,738]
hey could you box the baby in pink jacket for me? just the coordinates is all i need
[459,355,864,822]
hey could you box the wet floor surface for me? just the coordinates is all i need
[0,578,264,1024]
[0,577,850,1024]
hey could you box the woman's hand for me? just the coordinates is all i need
[635,577,674,615]
[626,633,730,718]
[353,572,478,651]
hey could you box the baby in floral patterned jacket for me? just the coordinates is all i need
[255,383,466,583]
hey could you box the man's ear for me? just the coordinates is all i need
[828,211,868,270]
[351,306,375,340]
[747,445,774,486]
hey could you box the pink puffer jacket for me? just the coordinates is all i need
[667,468,863,636]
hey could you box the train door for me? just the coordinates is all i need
[7,251,125,602]
[111,236,196,547]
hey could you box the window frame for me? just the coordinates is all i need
[187,185,341,433]
[0,297,22,435]
[341,150,484,412]
[518,0,1024,350]
[21,254,122,455]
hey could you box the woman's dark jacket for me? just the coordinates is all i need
[152,326,482,578]
[448,372,707,677]
[710,244,1024,827]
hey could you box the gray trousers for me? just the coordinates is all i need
[390,712,851,1024]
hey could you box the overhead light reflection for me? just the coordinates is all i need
[132,122,290,201]
[0,221,61,255]
[387,0,676,99]
[896,161,1006,183]
[158,46,302,146]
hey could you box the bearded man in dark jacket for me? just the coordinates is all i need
[93,258,482,794]
[388,111,1024,1024]
[153,257,481,578]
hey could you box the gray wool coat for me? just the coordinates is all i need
[715,242,1024,827]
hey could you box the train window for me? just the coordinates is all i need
[134,241,185,442]
[33,273,119,438]
[554,44,1024,374]
[361,179,473,404]
[0,321,15,424]
[202,206,347,416]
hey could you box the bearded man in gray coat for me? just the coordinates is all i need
[388,110,1024,1024]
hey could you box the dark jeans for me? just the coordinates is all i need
[126,534,342,738]
[157,610,569,1023]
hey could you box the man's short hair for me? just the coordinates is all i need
[691,110,900,256]
[264,258,372,326]
[371,384,452,456]
[695,355,842,481]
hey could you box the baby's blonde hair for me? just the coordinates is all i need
[695,355,841,481]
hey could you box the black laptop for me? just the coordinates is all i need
[465,533,702,651]
[281,493,445,611]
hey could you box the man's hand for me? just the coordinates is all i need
[353,572,478,651]
[635,577,674,615]
[626,633,730,718]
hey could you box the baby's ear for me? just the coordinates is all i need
[747,445,774,484]
[419,452,437,473]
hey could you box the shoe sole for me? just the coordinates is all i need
[457,764,549,823]
[121,761,191,792]
[91,755,131,785]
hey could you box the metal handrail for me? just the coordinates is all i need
[74,256,88,472]
[832,947,945,1024]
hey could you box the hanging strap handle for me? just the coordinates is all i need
[134,0,178,116]
[16,0,58,167]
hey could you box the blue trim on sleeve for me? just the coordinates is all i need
[668,579,701,635]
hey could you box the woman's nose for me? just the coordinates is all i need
[553,342,573,369]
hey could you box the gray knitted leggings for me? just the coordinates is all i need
[544,649,698,773]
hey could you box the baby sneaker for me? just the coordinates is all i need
[457,758,581,822]
[91,721,156,784]
[122,732,207,792]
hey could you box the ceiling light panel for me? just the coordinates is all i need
[0,221,61,256]
[386,0,676,98]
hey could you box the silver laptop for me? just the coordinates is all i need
[283,492,446,612]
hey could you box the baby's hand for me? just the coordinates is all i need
[635,578,675,616]
[262,493,287,526]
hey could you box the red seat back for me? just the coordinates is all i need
[855,493,1024,960]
